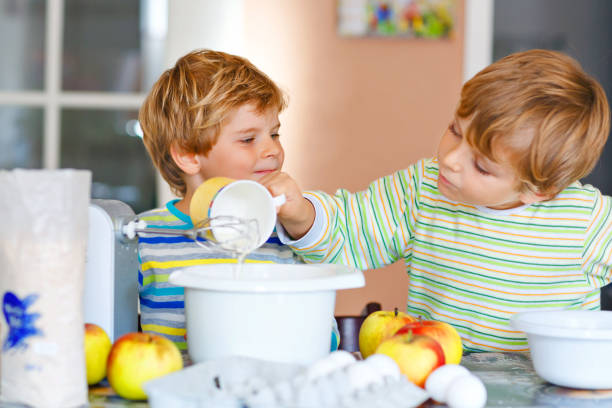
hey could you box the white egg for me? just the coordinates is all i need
[425,364,470,403]
[296,383,320,407]
[329,369,352,398]
[273,380,295,403]
[326,350,357,369]
[363,353,401,381]
[305,350,356,382]
[246,386,276,406]
[446,374,487,408]
[346,360,384,392]
[305,359,335,382]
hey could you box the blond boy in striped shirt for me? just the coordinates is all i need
[137,49,340,351]
[266,49,612,352]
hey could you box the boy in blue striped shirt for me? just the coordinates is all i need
[137,49,339,352]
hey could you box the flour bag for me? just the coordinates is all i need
[0,169,91,407]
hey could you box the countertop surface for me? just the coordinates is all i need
[88,352,612,407]
[458,352,612,407]
[3,352,612,407]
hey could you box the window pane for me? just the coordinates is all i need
[63,0,141,92]
[60,109,156,214]
[0,106,43,168]
[0,0,45,91]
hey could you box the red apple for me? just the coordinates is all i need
[84,323,112,385]
[375,331,445,387]
[394,319,463,364]
[359,308,416,358]
[107,332,183,400]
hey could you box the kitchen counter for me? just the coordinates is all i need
[87,352,612,407]
[4,352,612,407]
[459,352,612,407]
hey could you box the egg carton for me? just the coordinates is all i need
[143,351,429,408]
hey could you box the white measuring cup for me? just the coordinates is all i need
[189,177,286,252]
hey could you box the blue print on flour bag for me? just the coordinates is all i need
[3,291,43,351]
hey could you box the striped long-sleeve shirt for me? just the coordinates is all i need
[285,158,612,352]
[138,199,303,350]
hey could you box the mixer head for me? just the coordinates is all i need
[191,215,261,254]
[124,215,261,256]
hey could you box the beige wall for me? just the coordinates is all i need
[244,0,465,315]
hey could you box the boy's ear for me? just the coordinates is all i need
[170,144,201,175]
[518,189,550,205]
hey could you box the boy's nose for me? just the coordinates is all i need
[442,142,464,172]
[260,137,281,157]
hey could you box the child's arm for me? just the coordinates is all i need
[583,191,612,288]
[262,163,423,270]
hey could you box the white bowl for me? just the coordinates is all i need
[510,310,612,389]
[169,263,364,365]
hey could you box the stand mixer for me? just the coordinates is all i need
[84,199,139,342]
[84,199,262,341]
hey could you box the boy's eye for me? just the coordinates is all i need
[474,161,490,175]
[271,133,280,139]
[240,137,255,143]
[449,122,461,137]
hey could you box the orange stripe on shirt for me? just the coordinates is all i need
[584,197,603,238]
[393,172,410,248]
[343,245,351,264]
[510,214,588,222]
[463,338,529,352]
[548,196,593,203]
[377,178,394,238]
[350,196,369,266]
[582,296,600,308]
[369,206,386,263]
[582,208,612,270]
[322,238,342,263]
[593,236,612,280]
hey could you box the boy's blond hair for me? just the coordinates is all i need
[458,49,610,197]
[139,49,287,196]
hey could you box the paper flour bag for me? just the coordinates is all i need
[0,169,91,407]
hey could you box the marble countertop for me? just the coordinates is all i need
[4,352,612,407]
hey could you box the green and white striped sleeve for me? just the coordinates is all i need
[582,190,612,288]
[289,164,422,270]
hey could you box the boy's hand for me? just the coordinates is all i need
[259,172,315,240]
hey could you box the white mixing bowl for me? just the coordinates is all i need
[169,263,365,365]
[510,310,612,389]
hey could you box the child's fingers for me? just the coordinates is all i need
[260,172,301,200]
[258,171,292,197]
[259,173,311,223]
